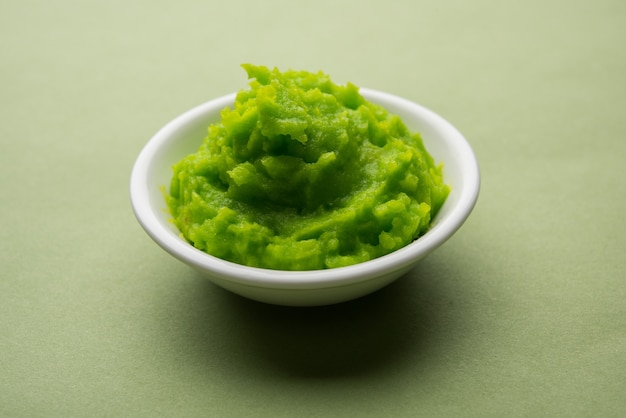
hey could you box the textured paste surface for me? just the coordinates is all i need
[167,65,449,270]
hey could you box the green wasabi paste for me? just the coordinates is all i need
[167,64,449,270]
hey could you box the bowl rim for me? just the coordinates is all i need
[130,88,480,290]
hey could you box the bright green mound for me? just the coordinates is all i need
[167,64,449,270]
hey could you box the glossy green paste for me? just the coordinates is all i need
[167,65,449,270]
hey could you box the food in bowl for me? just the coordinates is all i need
[166,64,449,270]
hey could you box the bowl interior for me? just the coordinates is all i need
[131,88,479,287]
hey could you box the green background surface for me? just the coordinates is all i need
[1,0,625,416]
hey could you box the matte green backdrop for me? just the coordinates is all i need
[1,0,624,416]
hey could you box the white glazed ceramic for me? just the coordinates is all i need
[130,89,480,306]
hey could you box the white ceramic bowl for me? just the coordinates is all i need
[130,88,480,306]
